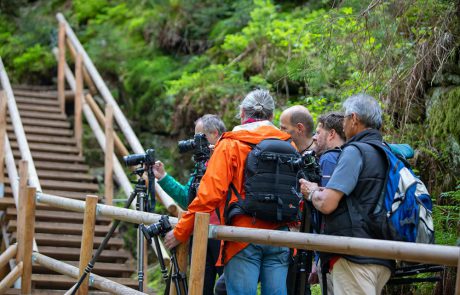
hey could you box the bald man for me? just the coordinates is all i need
[280,105,315,155]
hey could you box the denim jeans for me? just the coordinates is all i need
[224,241,290,295]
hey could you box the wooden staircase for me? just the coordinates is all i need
[1,86,138,293]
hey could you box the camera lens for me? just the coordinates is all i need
[178,139,196,153]
[123,153,146,166]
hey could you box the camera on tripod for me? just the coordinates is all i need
[141,215,172,240]
[123,149,155,166]
[178,133,211,162]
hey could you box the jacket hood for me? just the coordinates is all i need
[221,124,291,145]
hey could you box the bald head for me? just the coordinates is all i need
[280,105,314,152]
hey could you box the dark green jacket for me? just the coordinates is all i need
[157,174,192,209]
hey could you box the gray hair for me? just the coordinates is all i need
[343,93,382,129]
[196,114,226,135]
[239,89,275,120]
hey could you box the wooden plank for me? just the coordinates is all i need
[7,220,110,236]
[40,190,100,201]
[37,170,94,182]
[11,133,76,145]
[11,232,124,248]
[0,91,6,194]
[7,125,73,136]
[15,110,66,120]
[14,97,59,106]
[16,104,62,113]
[4,178,98,192]
[16,161,28,263]
[5,208,112,224]
[66,38,98,95]
[8,117,70,128]
[31,161,89,172]
[12,151,85,163]
[37,247,129,263]
[0,262,22,294]
[11,142,80,154]
[12,90,73,99]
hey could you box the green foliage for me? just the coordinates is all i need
[12,44,55,81]
[74,0,108,23]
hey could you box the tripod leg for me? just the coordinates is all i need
[70,189,138,295]
[138,192,145,291]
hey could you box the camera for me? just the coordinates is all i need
[178,133,211,162]
[141,215,172,240]
[291,150,321,184]
[123,149,155,166]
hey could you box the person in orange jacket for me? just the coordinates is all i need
[164,89,291,295]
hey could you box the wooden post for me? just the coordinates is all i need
[75,53,83,156]
[77,195,98,295]
[20,186,36,294]
[0,261,23,294]
[188,213,210,295]
[58,22,66,113]
[16,161,28,263]
[170,212,189,295]
[104,105,114,206]
[0,91,6,197]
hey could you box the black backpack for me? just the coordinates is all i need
[225,138,307,223]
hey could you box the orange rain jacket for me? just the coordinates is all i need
[173,123,292,264]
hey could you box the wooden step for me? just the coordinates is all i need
[8,117,70,128]
[7,125,73,136]
[37,246,130,263]
[31,274,138,290]
[16,104,61,113]
[11,142,80,154]
[38,170,95,182]
[10,232,124,248]
[14,133,76,145]
[5,208,111,224]
[14,110,67,120]
[32,261,135,277]
[13,89,73,99]
[14,96,60,106]
[32,161,89,173]
[13,151,85,163]
[12,85,58,91]
[7,220,111,236]
[4,177,97,193]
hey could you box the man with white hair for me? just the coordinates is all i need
[300,94,394,295]
[164,89,291,295]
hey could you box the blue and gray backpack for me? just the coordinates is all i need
[351,141,435,244]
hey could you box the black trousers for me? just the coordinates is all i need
[203,238,223,295]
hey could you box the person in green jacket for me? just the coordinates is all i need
[153,114,226,295]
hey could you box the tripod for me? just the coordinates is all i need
[70,167,154,294]
[140,215,187,294]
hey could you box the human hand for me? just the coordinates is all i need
[153,161,166,179]
[308,263,319,284]
[299,179,319,198]
[164,231,181,249]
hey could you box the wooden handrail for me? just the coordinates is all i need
[0,261,23,294]
[36,192,178,226]
[0,244,17,270]
[208,225,460,267]
[56,13,144,154]
[33,253,147,295]
[0,58,41,192]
